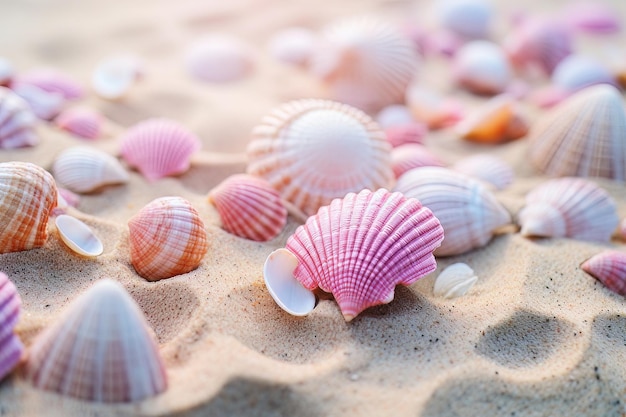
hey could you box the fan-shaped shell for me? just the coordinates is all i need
[433,262,478,299]
[394,167,511,256]
[280,188,444,321]
[517,177,618,242]
[120,118,201,182]
[454,41,512,95]
[208,174,287,241]
[0,86,38,149]
[527,84,626,180]
[455,94,528,143]
[452,154,514,190]
[552,55,616,92]
[25,279,167,402]
[247,99,393,216]
[52,146,129,193]
[0,162,57,253]
[391,144,444,178]
[581,251,626,296]
[0,272,24,381]
[54,107,104,140]
[185,34,254,83]
[15,68,84,100]
[436,0,492,39]
[128,196,208,281]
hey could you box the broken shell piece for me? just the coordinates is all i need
[92,55,143,100]
[581,250,626,296]
[434,263,478,299]
[454,41,512,95]
[456,95,528,144]
[55,215,103,257]
[264,248,317,316]
[185,35,254,83]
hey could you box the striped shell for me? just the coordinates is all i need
[452,154,514,190]
[0,162,57,253]
[52,147,129,193]
[128,197,208,281]
[517,177,618,242]
[0,86,38,149]
[581,251,626,296]
[395,167,511,256]
[247,99,393,216]
[456,94,528,144]
[0,272,24,381]
[185,34,254,83]
[25,279,167,402]
[54,107,104,140]
[528,84,626,180]
[454,41,512,95]
[14,68,84,100]
[208,174,287,241]
[120,118,201,182]
[391,144,445,178]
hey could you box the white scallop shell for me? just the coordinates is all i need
[452,154,514,190]
[185,34,254,83]
[55,215,104,257]
[434,263,478,299]
[454,41,512,95]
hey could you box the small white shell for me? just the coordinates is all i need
[185,34,254,83]
[454,41,512,95]
[264,248,317,316]
[92,55,143,100]
[55,215,103,257]
[433,263,478,299]
[0,86,38,149]
[52,147,129,193]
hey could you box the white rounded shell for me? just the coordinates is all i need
[55,215,104,257]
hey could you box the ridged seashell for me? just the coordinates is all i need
[454,41,512,95]
[552,55,616,92]
[310,17,418,113]
[405,85,464,129]
[52,146,129,193]
[247,99,393,216]
[266,189,444,321]
[391,144,445,178]
[456,94,528,144]
[267,27,317,67]
[517,177,618,242]
[0,272,24,381]
[395,167,511,256]
[433,263,478,299]
[185,34,254,83]
[527,84,626,180]
[0,162,57,254]
[11,83,65,121]
[128,197,208,281]
[0,86,38,149]
[55,215,104,257]
[15,68,84,100]
[452,154,514,190]
[563,2,621,34]
[436,0,492,39]
[120,118,201,182]
[582,251,626,296]
[385,123,427,148]
[25,279,167,402]
[376,105,414,129]
[0,58,13,87]
[54,107,104,140]
[92,55,143,100]
[208,174,287,242]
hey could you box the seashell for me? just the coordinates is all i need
[581,251,626,296]
[247,99,393,216]
[267,27,317,67]
[433,262,478,299]
[54,107,104,140]
[0,162,57,254]
[391,144,445,178]
[376,105,414,130]
[55,215,103,257]
[128,196,208,281]
[11,83,65,121]
[551,55,616,92]
[395,167,511,256]
[310,17,418,113]
[385,123,427,148]
[92,55,143,100]
[405,85,464,129]
[0,272,24,381]
[25,279,167,402]
[15,68,84,100]
[435,0,492,39]
[0,58,13,87]
[264,248,317,316]
[454,41,512,95]
[120,118,201,182]
[185,34,254,83]
[0,86,38,149]
[452,154,514,190]
[56,187,80,209]
[52,146,129,193]
[208,174,287,242]
[527,84,626,180]
[414,28,463,58]
[517,177,618,242]
[456,94,528,144]
[563,2,621,35]
[265,189,444,321]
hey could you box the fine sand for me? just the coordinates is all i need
[1,0,626,416]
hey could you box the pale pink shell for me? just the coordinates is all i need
[391,144,445,178]
[581,251,626,296]
[14,68,84,100]
[385,123,427,148]
[208,174,287,242]
[11,83,64,121]
[55,107,104,140]
[563,2,621,34]
[454,41,512,95]
[518,177,618,242]
[452,154,514,190]
[285,188,444,321]
[436,0,493,39]
[185,34,254,83]
[25,279,167,402]
[551,55,617,92]
[128,197,208,281]
[0,86,38,149]
[0,272,24,381]
[267,27,317,67]
[120,118,201,182]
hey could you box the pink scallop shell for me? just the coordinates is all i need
[14,68,84,100]
[0,272,24,381]
[452,154,514,190]
[581,251,626,296]
[120,118,201,182]
[385,122,427,148]
[391,144,445,178]
[285,188,444,321]
[0,86,38,149]
[55,107,104,140]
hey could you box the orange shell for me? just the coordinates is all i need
[456,95,528,144]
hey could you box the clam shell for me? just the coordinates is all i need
[54,107,104,140]
[433,263,478,299]
[25,279,167,402]
[128,196,208,281]
[385,123,427,148]
[391,144,445,178]
[52,146,129,193]
[208,174,287,241]
[185,34,254,83]
[452,154,514,190]
[581,250,626,296]
[395,167,511,256]
[0,162,57,253]
[120,118,201,182]
[436,0,492,39]
[92,55,143,100]
[14,68,84,100]
[247,99,393,216]
[0,86,38,149]
[55,215,104,257]
[0,272,24,381]
[552,55,616,92]
[527,84,626,180]
[11,83,65,121]
[0,57,14,87]
[454,41,512,95]
[264,248,317,316]
[517,177,618,242]
[267,27,317,67]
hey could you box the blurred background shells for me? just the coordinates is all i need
[384,122,427,148]
[92,55,143,100]
[551,55,617,92]
[581,250,626,296]
[0,272,24,382]
[185,34,254,83]
[391,144,444,178]
[267,27,317,67]
[11,83,64,121]
[453,41,512,95]
[54,107,104,140]
[0,57,14,87]
[52,146,128,193]
[14,68,84,100]
[562,1,622,35]
[0,86,38,149]
[435,0,493,39]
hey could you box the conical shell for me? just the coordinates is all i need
[581,250,626,296]
[247,99,393,216]
[0,86,38,149]
[391,144,445,178]
[208,174,287,242]
[433,262,478,299]
[52,147,129,193]
[527,84,626,180]
[25,279,167,402]
[120,118,201,182]
[283,188,444,321]
[517,177,618,242]
[54,107,104,140]
[0,162,57,253]
[15,68,84,100]
[454,41,512,95]
[394,167,511,256]
[128,197,208,281]
[452,154,514,190]
[456,94,528,144]
[0,272,24,381]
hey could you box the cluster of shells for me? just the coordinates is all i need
[1,0,626,404]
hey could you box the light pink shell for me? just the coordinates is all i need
[563,2,621,34]
[120,118,201,182]
[385,123,427,148]
[518,177,618,242]
[452,154,514,190]
[14,68,84,100]
[11,83,64,121]
[55,107,104,140]
[286,188,444,321]
[0,86,38,149]
[581,251,626,296]
[0,272,24,381]
[25,279,167,402]
[454,41,512,95]
[391,144,445,178]
[208,174,287,241]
